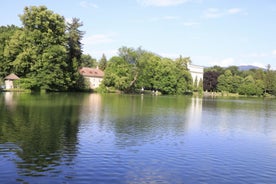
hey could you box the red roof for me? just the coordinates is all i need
[4,73,20,80]
[79,67,104,78]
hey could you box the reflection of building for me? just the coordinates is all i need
[187,63,204,86]
[80,94,103,125]
[79,67,104,89]
[4,73,20,89]
[186,97,202,130]
[4,92,17,110]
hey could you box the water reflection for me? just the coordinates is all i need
[77,94,200,183]
[0,93,275,183]
[78,95,205,149]
[186,97,202,130]
[3,92,17,110]
[201,97,276,136]
[0,93,83,182]
[107,96,192,147]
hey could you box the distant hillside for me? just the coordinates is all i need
[204,65,264,71]
[238,65,264,71]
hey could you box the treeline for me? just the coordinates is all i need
[0,6,96,91]
[101,47,194,94]
[203,65,276,96]
[3,6,274,96]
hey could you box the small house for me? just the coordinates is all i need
[79,67,104,89]
[4,73,20,89]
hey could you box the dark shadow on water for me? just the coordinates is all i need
[0,92,84,180]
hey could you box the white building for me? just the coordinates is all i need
[187,63,204,86]
[79,67,104,89]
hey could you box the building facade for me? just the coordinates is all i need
[187,63,204,86]
[79,67,104,89]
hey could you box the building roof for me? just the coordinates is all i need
[4,73,20,80]
[79,67,104,78]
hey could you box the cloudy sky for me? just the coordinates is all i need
[1,0,276,68]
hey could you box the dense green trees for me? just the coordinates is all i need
[204,65,276,96]
[9,6,70,91]
[237,75,264,96]
[102,47,193,94]
[0,6,88,91]
[0,25,20,77]
[217,70,243,93]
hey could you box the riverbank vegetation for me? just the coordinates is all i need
[203,65,276,97]
[100,47,193,95]
[0,5,275,97]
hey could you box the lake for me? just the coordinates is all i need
[0,93,275,184]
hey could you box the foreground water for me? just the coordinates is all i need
[0,93,275,184]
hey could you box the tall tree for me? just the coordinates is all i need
[118,46,145,90]
[66,18,85,90]
[137,52,161,90]
[103,56,133,92]
[174,57,193,94]
[9,6,70,91]
[264,64,275,94]
[98,54,107,71]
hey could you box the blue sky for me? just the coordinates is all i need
[1,0,276,68]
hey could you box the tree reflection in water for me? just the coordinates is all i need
[0,93,83,177]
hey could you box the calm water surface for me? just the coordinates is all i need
[0,93,275,184]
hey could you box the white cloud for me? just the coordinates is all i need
[137,0,190,7]
[272,50,276,55]
[149,15,179,22]
[163,16,179,20]
[83,33,115,45]
[183,21,199,26]
[203,8,222,19]
[80,1,98,8]
[209,57,235,67]
[227,8,242,14]
[203,8,245,19]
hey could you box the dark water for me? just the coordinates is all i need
[0,93,275,184]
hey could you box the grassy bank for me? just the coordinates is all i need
[203,91,275,98]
